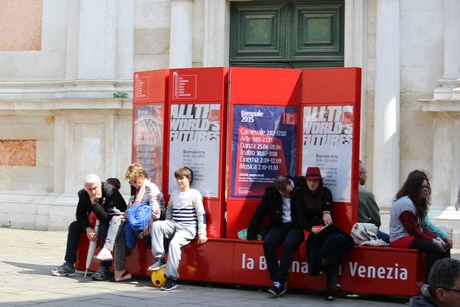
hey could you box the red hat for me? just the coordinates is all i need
[305,167,323,179]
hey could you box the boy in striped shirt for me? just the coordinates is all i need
[149,166,207,290]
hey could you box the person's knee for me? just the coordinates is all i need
[283,240,299,251]
[68,221,80,234]
[263,239,277,250]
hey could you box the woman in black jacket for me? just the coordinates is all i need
[295,167,353,301]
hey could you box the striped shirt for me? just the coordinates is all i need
[167,188,207,236]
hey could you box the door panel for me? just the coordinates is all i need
[230,0,344,68]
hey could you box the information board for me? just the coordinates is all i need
[230,105,297,198]
[301,105,354,202]
[168,103,221,197]
[132,104,164,186]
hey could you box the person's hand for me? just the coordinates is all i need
[86,227,97,241]
[311,227,322,235]
[322,212,333,225]
[446,235,453,248]
[197,235,208,244]
[91,196,100,205]
[435,239,446,252]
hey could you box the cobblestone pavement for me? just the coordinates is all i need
[2,228,458,307]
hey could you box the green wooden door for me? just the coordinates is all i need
[230,0,344,68]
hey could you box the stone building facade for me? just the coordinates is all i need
[0,0,459,237]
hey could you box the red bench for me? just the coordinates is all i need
[76,233,425,297]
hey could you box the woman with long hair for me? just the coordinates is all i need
[390,171,450,284]
[295,167,353,301]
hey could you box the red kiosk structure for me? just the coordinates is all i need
[75,66,425,297]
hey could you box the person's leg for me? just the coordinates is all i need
[64,221,84,267]
[111,220,132,281]
[51,221,83,276]
[95,215,124,260]
[263,224,289,282]
[97,223,112,269]
[409,237,442,283]
[149,220,176,271]
[164,224,196,281]
[274,225,303,285]
[377,231,390,243]
[113,219,127,272]
[151,220,175,258]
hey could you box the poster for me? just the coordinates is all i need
[133,105,164,187]
[302,105,353,202]
[168,103,221,197]
[231,105,297,198]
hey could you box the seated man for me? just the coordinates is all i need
[50,174,127,280]
[247,175,305,297]
[409,258,460,307]
[358,160,389,242]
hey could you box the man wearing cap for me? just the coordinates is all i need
[50,174,127,280]
[247,175,305,297]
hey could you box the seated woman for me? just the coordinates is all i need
[93,163,165,281]
[294,167,353,301]
[406,170,453,249]
[389,170,450,285]
[123,163,165,245]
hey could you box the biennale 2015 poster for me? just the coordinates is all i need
[168,103,221,197]
[231,105,298,198]
[302,105,354,202]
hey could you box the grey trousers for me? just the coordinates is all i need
[151,220,196,280]
[103,215,126,271]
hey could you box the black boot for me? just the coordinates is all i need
[326,265,341,290]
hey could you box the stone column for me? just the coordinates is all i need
[169,0,194,68]
[115,0,134,95]
[434,0,460,100]
[431,114,452,213]
[373,0,400,207]
[344,0,367,160]
[203,0,230,67]
[58,0,119,98]
[77,0,117,80]
[116,0,134,80]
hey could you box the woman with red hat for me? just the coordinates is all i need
[295,166,354,301]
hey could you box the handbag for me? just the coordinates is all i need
[126,203,151,231]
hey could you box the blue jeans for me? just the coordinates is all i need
[64,220,111,268]
[377,230,390,243]
[262,223,304,285]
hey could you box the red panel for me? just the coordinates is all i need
[168,67,229,102]
[132,69,170,193]
[332,203,354,234]
[178,239,234,284]
[133,69,169,104]
[341,247,424,296]
[230,67,302,104]
[203,198,225,238]
[226,199,260,239]
[300,67,362,231]
[164,67,228,238]
[301,67,361,104]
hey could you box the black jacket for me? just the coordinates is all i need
[305,224,354,276]
[247,176,304,240]
[294,186,333,232]
[76,182,127,231]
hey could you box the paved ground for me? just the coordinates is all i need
[1,228,458,307]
